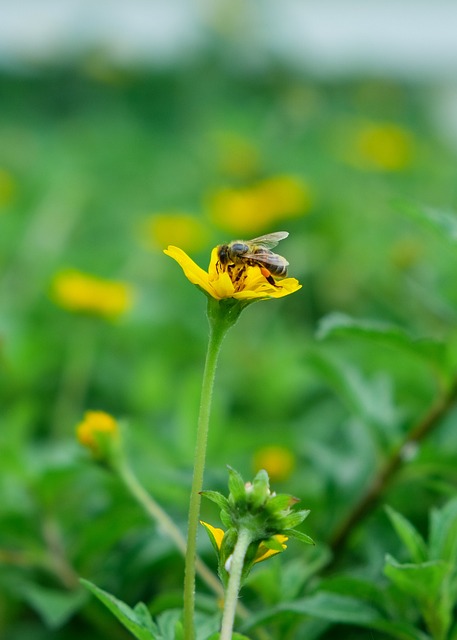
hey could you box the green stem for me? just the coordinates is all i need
[220,528,252,640]
[183,316,229,640]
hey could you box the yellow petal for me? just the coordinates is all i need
[165,243,301,301]
[200,521,225,549]
[164,246,215,297]
[254,535,288,563]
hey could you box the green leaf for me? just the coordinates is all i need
[316,312,446,366]
[309,352,400,439]
[385,505,428,563]
[429,497,457,563]
[384,555,448,603]
[395,200,457,243]
[240,592,431,640]
[22,584,88,629]
[208,634,251,640]
[155,610,182,640]
[81,579,157,640]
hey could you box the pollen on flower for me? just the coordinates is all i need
[51,269,133,319]
[164,245,301,301]
[76,410,119,456]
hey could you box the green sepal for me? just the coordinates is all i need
[227,466,247,505]
[250,469,270,509]
[284,528,315,545]
[266,493,299,513]
[282,510,311,529]
[200,490,230,512]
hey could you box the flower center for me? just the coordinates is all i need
[227,263,248,292]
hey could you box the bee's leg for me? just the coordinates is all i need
[260,267,280,287]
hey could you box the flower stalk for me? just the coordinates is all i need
[183,302,234,640]
[219,528,253,640]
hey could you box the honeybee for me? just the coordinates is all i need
[217,231,289,286]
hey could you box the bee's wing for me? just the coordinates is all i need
[244,250,289,267]
[249,231,289,249]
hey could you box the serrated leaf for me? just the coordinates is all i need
[22,584,88,629]
[81,579,157,640]
[385,505,428,563]
[316,312,446,366]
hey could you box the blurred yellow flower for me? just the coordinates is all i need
[0,168,16,208]
[51,269,133,319]
[141,213,210,252]
[76,410,119,458]
[354,122,414,171]
[164,245,301,301]
[253,445,296,483]
[207,175,312,234]
[200,521,288,564]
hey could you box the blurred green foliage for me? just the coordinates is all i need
[1,63,457,639]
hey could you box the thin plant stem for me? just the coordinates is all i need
[330,378,457,559]
[117,458,224,599]
[183,321,228,640]
[118,456,272,640]
[220,528,252,640]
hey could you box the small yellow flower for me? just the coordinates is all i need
[200,521,288,564]
[164,246,301,301]
[51,269,133,319]
[253,445,296,483]
[207,175,312,234]
[76,410,119,458]
[141,213,210,252]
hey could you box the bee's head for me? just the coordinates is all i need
[217,244,230,265]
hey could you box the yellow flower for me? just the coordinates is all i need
[141,213,210,252]
[200,521,288,564]
[51,269,133,319]
[207,175,312,234]
[76,410,119,458]
[253,445,296,483]
[164,245,301,301]
[355,122,413,171]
